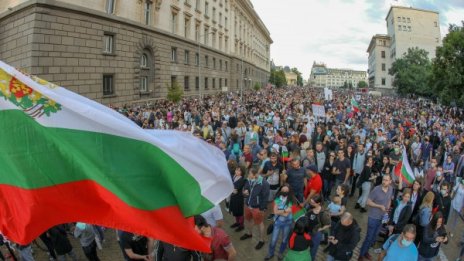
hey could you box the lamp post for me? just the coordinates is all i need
[240,58,243,102]
[198,31,214,101]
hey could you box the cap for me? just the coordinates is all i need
[306,165,318,173]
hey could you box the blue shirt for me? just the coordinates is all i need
[383,236,418,261]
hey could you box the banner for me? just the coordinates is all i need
[312,104,326,117]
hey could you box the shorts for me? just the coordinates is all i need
[244,207,264,225]
[268,188,278,202]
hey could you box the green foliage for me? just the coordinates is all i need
[253,82,261,91]
[389,47,432,96]
[166,80,184,103]
[430,22,464,106]
[348,82,353,90]
[291,67,304,86]
[357,80,368,88]
[342,81,348,89]
[269,68,287,88]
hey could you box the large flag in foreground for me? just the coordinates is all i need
[394,148,415,186]
[0,61,233,251]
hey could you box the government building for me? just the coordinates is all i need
[367,6,441,91]
[309,62,367,89]
[0,0,272,105]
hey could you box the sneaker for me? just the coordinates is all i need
[235,226,245,232]
[240,233,252,240]
[264,254,274,260]
[360,208,367,213]
[230,223,239,228]
[267,214,275,220]
[255,241,265,250]
[355,203,361,209]
[277,254,284,260]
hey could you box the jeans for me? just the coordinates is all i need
[418,255,436,261]
[359,217,382,257]
[323,179,334,199]
[82,241,100,261]
[357,182,372,208]
[310,231,322,260]
[350,173,360,196]
[19,245,34,261]
[267,217,292,256]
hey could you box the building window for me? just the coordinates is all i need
[436,38,439,43]
[195,23,200,42]
[204,77,208,89]
[184,18,190,38]
[144,2,152,25]
[195,76,199,89]
[225,17,228,28]
[195,52,199,66]
[171,76,178,89]
[140,54,148,67]
[140,76,148,92]
[205,2,209,16]
[398,25,402,31]
[184,76,189,90]
[381,50,385,58]
[381,78,386,86]
[106,0,115,14]
[212,78,216,88]
[212,7,216,21]
[212,32,216,48]
[402,17,405,23]
[184,50,189,64]
[225,78,227,87]
[219,78,222,88]
[403,25,407,31]
[219,60,222,70]
[171,12,178,34]
[205,55,208,67]
[434,21,438,27]
[382,63,386,71]
[204,28,209,44]
[219,35,223,50]
[171,47,177,62]
[225,61,228,71]
[225,37,228,52]
[219,12,222,26]
[103,74,114,95]
[397,16,401,22]
[212,58,216,69]
[103,33,114,54]
[407,17,410,23]
[408,26,411,32]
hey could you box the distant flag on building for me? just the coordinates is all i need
[394,148,415,185]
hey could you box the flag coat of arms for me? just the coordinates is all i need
[0,61,233,251]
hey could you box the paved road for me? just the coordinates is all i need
[25,196,462,261]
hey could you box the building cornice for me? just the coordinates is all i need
[385,5,439,21]
[232,0,272,43]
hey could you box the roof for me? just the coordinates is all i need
[385,5,439,21]
[366,34,391,53]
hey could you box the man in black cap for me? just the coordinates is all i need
[305,164,323,205]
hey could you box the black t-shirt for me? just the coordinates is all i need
[263,161,283,189]
[120,232,148,261]
[333,158,351,181]
[156,241,196,261]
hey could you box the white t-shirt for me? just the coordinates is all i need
[201,205,223,227]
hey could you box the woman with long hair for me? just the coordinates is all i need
[409,179,424,222]
[228,166,246,232]
[416,191,435,244]
[322,152,337,199]
[304,194,331,261]
[418,212,448,261]
[265,184,295,260]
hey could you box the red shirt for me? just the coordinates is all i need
[210,227,232,261]
[304,174,322,199]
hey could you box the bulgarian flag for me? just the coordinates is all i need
[394,148,415,185]
[281,145,290,162]
[292,204,306,221]
[351,97,359,113]
[0,61,233,251]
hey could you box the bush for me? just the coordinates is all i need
[166,81,184,103]
[253,82,261,91]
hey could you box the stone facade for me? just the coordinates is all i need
[367,34,392,90]
[309,62,367,89]
[0,0,272,105]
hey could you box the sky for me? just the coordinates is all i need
[251,0,464,80]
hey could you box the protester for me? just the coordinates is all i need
[119,231,151,261]
[418,212,448,261]
[283,215,312,261]
[326,212,360,261]
[229,166,247,232]
[379,224,418,261]
[194,215,237,260]
[47,224,78,261]
[304,194,331,260]
[74,222,100,261]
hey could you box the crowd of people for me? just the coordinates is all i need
[2,86,464,261]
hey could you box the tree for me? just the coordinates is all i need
[389,47,432,96]
[430,22,464,106]
[357,80,368,88]
[269,68,287,88]
[348,82,353,90]
[166,80,184,103]
[342,81,348,89]
[253,82,261,91]
[291,67,304,86]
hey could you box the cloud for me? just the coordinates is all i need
[251,0,463,79]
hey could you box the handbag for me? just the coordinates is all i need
[266,222,274,235]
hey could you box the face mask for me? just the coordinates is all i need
[401,238,413,247]
[436,172,442,177]
[280,192,289,197]
[441,189,447,196]
[76,222,86,230]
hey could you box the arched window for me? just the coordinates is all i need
[140,54,148,68]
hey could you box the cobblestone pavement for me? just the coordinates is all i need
[21,196,463,261]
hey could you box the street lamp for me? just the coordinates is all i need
[198,31,214,100]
